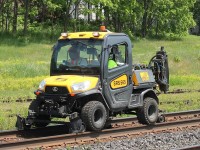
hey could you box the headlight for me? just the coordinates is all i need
[38,80,46,90]
[71,81,91,93]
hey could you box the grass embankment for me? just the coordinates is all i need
[0,35,200,130]
[0,42,51,99]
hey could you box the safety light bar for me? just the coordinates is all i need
[61,32,68,37]
[100,26,106,32]
[79,33,86,36]
[100,25,111,32]
[92,32,100,37]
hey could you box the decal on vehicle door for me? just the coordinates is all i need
[110,74,128,89]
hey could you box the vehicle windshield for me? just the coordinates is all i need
[51,39,103,75]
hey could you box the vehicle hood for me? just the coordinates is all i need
[43,75,99,93]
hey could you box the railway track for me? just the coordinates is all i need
[0,110,200,150]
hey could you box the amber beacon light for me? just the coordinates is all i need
[100,26,106,32]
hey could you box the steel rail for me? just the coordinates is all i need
[1,118,200,150]
[167,89,200,94]
[164,109,200,117]
[0,112,200,149]
[1,109,200,138]
[174,144,200,150]
[0,130,19,137]
[108,109,200,124]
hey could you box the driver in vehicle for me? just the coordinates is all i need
[68,43,87,66]
[108,45,118,69]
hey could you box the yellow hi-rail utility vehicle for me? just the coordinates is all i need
[16,26,169,132]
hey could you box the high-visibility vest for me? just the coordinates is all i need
[108,59,117,69]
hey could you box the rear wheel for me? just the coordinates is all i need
[29,100,50,128]
[81,101,107,131]
[136,97,158,125]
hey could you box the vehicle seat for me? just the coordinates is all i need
[90,60,100,66]
[80,58,88,66]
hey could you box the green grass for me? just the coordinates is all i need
[0,34,200,130]
[0,102,30,130]
[159,92,200,112]
[133,35,200,75]
[0,43,51,99]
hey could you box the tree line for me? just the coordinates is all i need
[0,0,199,38]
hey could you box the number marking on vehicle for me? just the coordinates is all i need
[110,74,128,89]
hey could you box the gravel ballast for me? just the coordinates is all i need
[70,128,200,150]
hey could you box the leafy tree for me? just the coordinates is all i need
[0,0,197,39]
[13,0,18,33]
[153,0,196,38]
[137,0,196,38]
[138,0,153,37]
[193,0,200,34]
[23,0,29,34]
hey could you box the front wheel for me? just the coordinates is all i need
[136,97,158,125]
[81,101,107,131]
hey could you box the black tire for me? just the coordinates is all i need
[28,100,50,128]
[136,97,158,125]
[81,101,107,131]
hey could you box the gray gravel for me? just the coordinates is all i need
[67,128,200,150]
